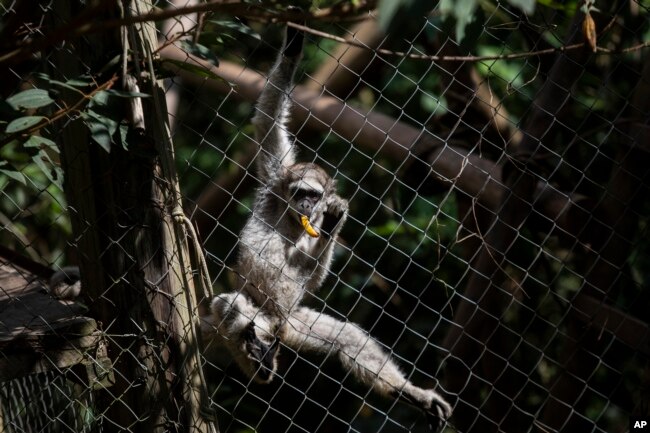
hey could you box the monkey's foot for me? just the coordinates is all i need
[243,322,280,384]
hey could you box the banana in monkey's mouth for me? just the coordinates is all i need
[300,215,320,238]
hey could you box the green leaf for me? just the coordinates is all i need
[35,72,92,91]
[439,0,479,42]
[81,110,118,152]
[420,93,448,115]
[32,149,63,190]
[179,40,219,66]
[119,122,129,150]
[0,161,26,185]
[6,89,54,110]
[104,89,150,98]
[5,116,46,133]
[536,0,573,11]
[24,135,59,153]
[65,76,94,87]
[377,0,403,32]
[210,19,261,40]
[507,0,535,14]
[89,90,110,108]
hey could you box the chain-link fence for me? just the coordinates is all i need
[1,1,649,433]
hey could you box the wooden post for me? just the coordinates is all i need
[53,1,217,431]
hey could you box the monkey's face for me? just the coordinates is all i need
[289,183,322,217]
[284,162,334,233]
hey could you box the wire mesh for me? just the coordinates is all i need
[1,1,649,433]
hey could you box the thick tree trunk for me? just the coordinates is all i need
[53,1,216,432]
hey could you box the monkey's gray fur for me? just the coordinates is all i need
[48,266,81,300]
[206,23,452,430]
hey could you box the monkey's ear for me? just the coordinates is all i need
[284,7,304,58]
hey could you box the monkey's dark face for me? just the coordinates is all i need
[283,162,334,221]
[289,185,322,217]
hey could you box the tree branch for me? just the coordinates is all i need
[159,44,575,228]
[0,0,376,66]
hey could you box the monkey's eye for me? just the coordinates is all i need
[292,188,321,201]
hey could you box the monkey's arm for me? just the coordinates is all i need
[284,307,453,431]
[252,26,304,184]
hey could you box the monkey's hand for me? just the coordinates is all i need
[393,385,453,432]
[424,394,453,433]
[321,195,348,238]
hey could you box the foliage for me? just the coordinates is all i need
[379,0,536,42]
[0,72,151,264]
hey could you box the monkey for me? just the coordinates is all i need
[206,23,452,430]
[48,266,82,300]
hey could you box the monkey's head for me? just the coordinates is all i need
[282,162,336,237]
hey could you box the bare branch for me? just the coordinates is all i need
[287,21,650,62]
[159,44,574,225]
[0,0,376,66]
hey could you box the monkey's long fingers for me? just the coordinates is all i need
[394,389,452,433]
[301,215,320,238]
[425,401,452,433]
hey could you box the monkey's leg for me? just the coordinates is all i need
[284,307,452,430]
[208,292,280,384]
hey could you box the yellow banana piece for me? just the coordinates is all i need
[300,215,320,238]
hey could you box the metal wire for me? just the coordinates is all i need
[1,2,649,433]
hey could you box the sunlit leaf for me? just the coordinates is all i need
[24,135,58,152]
[32,149,63,190]
[508,0,536,14]
[439,0,479,42]
[89,90,110,107]
[81,110,118,152]
[5,116,46,133]
[0,161,26,185]
[7,89,54,110]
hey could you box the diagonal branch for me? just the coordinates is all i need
[159,44,575,232]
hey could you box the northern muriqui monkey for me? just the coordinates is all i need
[206,22,452,430]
